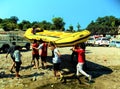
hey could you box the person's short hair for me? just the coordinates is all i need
[80,42,86,49]
[15,46,21,50]
[49,41,56,47]
[12,42,16,45]
[75,44,80,48]
[33,39,37,43]
[32,26,36,29]
[39,39,43,43]
[77,43,86,49]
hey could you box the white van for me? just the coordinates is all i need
[95,37,110,46]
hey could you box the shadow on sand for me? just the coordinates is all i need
[0,51,113,84]
[37,53,113,88]
[55,54,113,84]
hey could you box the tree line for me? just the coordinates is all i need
[86,16,120,35]
[0,16,120,35]
[0,16,66,31]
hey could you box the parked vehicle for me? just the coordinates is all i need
[86,37,96,46]
[109,40,120,48]
[109,41,116,47]
[116,41,120,48]
[0,32,30,53]
[95,37,110,46]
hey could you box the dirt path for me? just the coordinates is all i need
[0,47,120,89]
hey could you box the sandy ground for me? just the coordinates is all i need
[0,46,120,89]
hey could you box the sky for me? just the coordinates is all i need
[0,0,120,30]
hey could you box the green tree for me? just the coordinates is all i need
[50,24,56,30]
[69,25,74,32]
[0,18,2,23]
[31,21,40,28]
[39,20,52,30]
[18,20,31,30]
[87,16,120,35]
[10,16,19,24]
[52,17,65,30]
[2,22,16,31]
[1,18,17,31]
[77,23,81,31]
[0,18,3,28]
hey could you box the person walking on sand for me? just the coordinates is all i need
[72,43,92,82]
[71,42,87,70]
[6,42,16,73]
[49,42,63,80]
[31,39,39,69]
[37,39,48,69]
[13,46,22,78]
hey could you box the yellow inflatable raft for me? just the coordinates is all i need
[24,28,91,47]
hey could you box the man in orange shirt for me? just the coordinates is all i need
[31,40,39,69]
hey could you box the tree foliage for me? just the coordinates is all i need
[10,16,19,24]
[77,23,81,31]
[0,16,67,31]
[86,16,120,35]
[18,20,31,30]
[0,15,120,34]
[0,17,18,31]
[68,25,74,32]
[52,17,65,31]
[39,20,52,30]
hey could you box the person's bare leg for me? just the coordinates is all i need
[15,71,20,78]
[58,71,63,79]
[10,62,15,72]
[41,61,44,68]
[36,59,39,69]
[32,60,37,68]
[54,70,57,77]
[44,62,47,69]
[53,70,58,80]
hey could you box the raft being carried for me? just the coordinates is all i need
[24,28,91,47]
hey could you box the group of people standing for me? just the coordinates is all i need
[31,39,48,69]
[31,39,63,80]
[6,39,92,82]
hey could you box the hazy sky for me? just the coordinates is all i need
[0,0,120,29]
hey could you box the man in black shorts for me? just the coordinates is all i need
[6,42,16,73]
